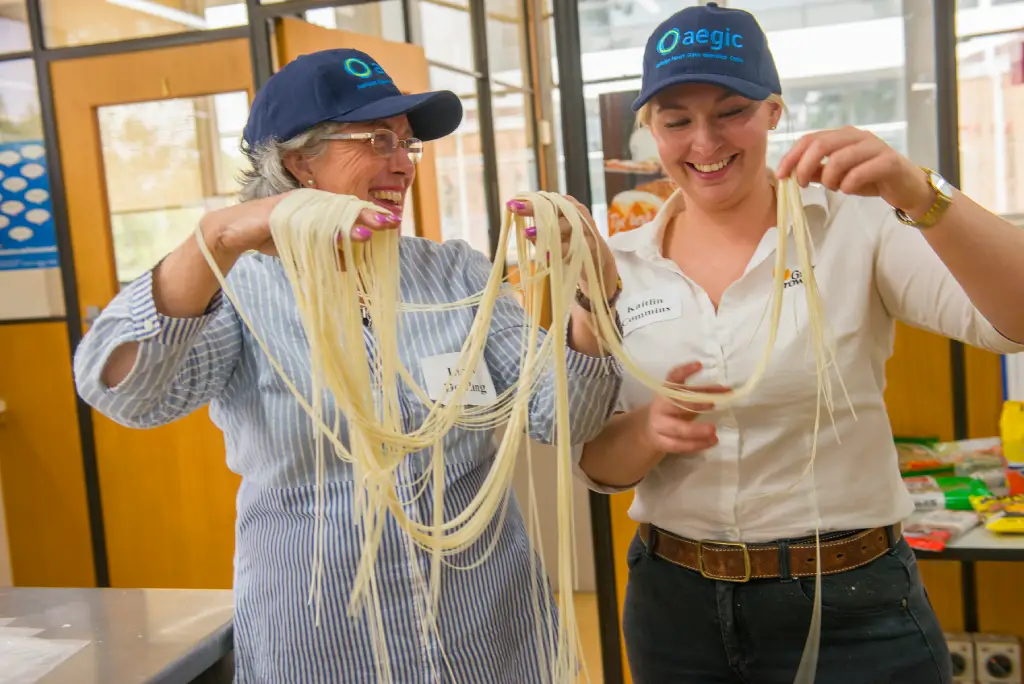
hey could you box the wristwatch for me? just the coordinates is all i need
[893,167,953,229]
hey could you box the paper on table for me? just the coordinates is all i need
[0,636,89,683]
[0,629,44,639]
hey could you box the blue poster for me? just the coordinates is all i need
[0,139,59,272]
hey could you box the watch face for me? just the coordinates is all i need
[929,171,953,197]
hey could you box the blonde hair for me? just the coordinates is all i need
[636,92,787,128]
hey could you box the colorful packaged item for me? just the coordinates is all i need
[969,493,1024,534]
[904,475,992,511]
[897,440,951,476]
[903,509,980,552]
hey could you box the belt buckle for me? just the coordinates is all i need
[698,540,751,582]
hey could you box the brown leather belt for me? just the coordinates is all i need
[637,522,902,582]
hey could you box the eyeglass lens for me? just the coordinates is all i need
[371,129,422,164]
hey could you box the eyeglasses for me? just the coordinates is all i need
[322,129,423,164]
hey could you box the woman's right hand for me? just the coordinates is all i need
[200,191,401,258]
[644,362,729,454]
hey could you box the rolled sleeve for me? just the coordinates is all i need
[570,443,637,494]
[565,344,620,379]
[73,267,242,428]
[125,270,226,347]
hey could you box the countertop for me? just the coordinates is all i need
[0,587,233,684]
[917,526,1024,562]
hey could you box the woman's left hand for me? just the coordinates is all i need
[506,195,619,300]
[777,125,936,220]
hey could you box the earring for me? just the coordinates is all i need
[307,179,315,187]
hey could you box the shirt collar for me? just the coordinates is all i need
[608,178,832,260]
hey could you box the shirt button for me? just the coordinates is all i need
[142,321,154,332]
[725,527,740,540]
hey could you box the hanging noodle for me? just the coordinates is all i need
[193,178,846,684]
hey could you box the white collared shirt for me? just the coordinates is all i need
[583,184,1024,543]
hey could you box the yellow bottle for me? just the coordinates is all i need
[999,400,1024,465]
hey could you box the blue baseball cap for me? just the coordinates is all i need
[243,48,463,147]
[632,2,781,111]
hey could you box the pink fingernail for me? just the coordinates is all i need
[375,212,397,224]
[525,226,537,238]
[507,200,526,211]
[353,226,372,240]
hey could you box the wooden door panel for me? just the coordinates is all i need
[0,322,95,587]
[50,39,251,589]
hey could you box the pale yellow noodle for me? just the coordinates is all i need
[193,180,844,684]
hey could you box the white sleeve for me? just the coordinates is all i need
[874,207,1024,354]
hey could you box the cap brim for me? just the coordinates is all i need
[327,90,464,141]
[632,74,772,111]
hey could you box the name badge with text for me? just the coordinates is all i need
[617,287,684,336]
[421,352,498,406]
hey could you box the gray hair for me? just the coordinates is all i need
[236,122,346,201]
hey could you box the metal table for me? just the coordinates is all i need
[915,527,1024,632]
[0,587,234,684]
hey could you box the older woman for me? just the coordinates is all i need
[568,3,1024,684]
[73,48,621,683]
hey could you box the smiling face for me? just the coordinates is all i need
[648,83,781,212]
[284,115,416,219]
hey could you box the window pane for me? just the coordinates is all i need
[0,1,31,53]
[98,92,248,286]
[957,0,1024,37]
[418,0,475,72]
[40,0,247,48]
[0,60,41,142]
[487,0,537,262]
[430,66,489,254]
[957,30,1024,216]
[727,0,901,32]
[303,1,406,42]
[543,6,566,194]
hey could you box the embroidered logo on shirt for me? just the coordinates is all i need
[772,266,814,290]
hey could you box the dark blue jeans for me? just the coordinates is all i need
[623,532,953,684]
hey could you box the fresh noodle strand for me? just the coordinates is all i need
[193,179,846,683]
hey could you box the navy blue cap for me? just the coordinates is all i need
[243,48,463,147]
[632,2,781,111]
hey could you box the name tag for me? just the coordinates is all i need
[617,286,683,335]
[421,352,498,406]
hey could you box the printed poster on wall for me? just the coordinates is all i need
[598,89,674,236]
[0,139,58,272]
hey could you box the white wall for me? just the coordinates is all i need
[0,268,64,320]
[509,436,597,593]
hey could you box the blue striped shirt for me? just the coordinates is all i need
[73,236,621,683]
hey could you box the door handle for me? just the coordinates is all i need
[0,398,7,426]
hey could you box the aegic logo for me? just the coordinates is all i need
[344,57,387,79]
[656,27,744,55]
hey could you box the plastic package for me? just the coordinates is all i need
[969,493,1024,534]
[903,509,980,551]
[904,475,993,511]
